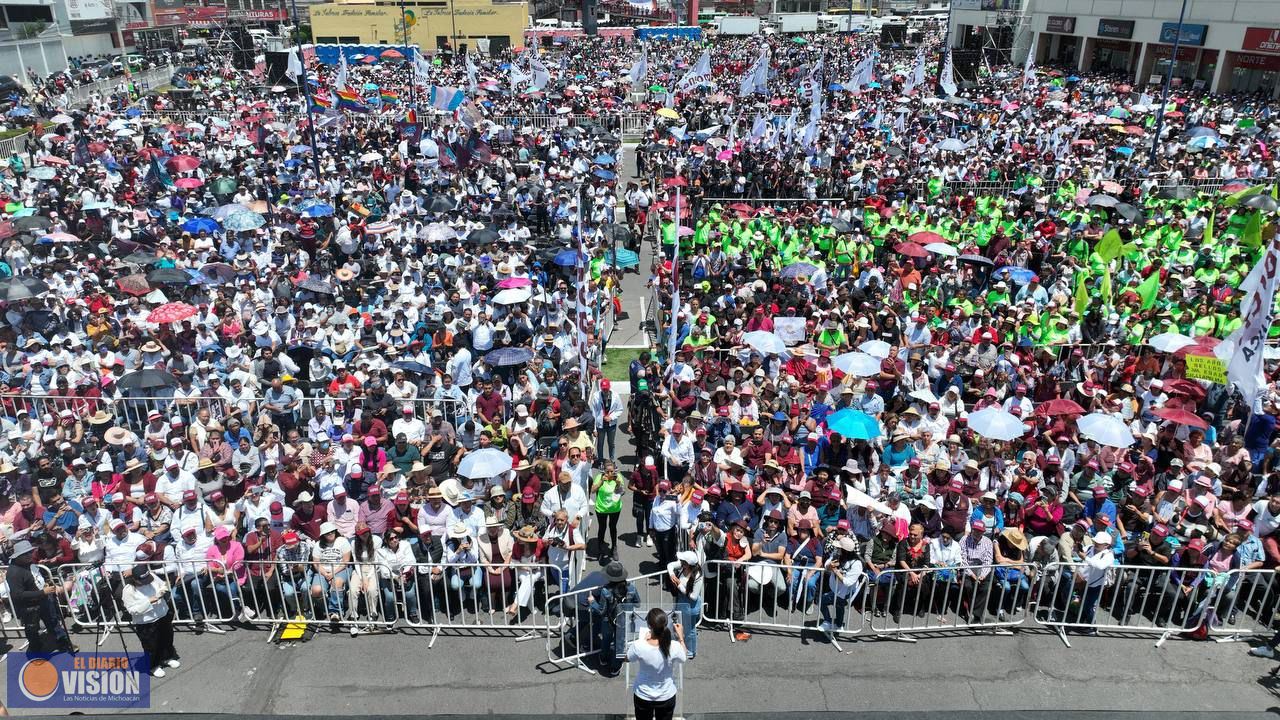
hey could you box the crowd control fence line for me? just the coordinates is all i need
[0,564,57,652]
[56,559,237,640]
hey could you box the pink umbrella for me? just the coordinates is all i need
[147,302,198,324]
[894,242,929,258]
[175,177,203,189]
[39,231,81,244]
[715,149,733,161]
[677,226,695,237]
[497,277,533,289]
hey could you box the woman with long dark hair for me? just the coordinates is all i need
[625,607,686,720]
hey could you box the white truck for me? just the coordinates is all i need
[718,16,762,35]
[776,13,819,33]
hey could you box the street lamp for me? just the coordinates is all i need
[288,0,323,180]
[1148,0,1188,167]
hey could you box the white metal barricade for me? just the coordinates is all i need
[545,569,652,675]
[1033,562,1221,647]
[57,559,238,634]
[864,563,1034,641]
[1204,567,1279,643]
[400,561,559,646]
[240,560,396,634]
[700,559,859,647]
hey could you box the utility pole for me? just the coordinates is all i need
[288,0,323,180]
[1148,0,1187,168]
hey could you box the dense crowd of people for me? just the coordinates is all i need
[0,26,1277,681]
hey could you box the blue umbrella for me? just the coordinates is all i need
[302,203,334,218]
[826,408,881,441]
[593,168,616,180]
[780,262,819,279]
[6,107,30,117]
[866,81,881,89]
[289,145,312,154]
[223,211,266,232]
[484,347,534,367]
[1113,146,1134,156]
[828,82,844,91]
[1066,75,1081,82]
[363,82,379,90]
[994,265,1037,285]
[1187,135,1226,150]
[1186,126,1218,138]
[594,154,615,165]
[125,107,141,118]
[1107,107,1130,119]
[390,360,433,375]
[181,217,220,234]
[553,249,585,267]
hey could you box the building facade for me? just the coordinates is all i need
[950,0,1280,96]
[309,0,526,54]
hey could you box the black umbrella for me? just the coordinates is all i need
[468,228,499,245]
[600,224,634,245]
[885,147,905,158]
[958,254,994,267]
[1241,194,1279,213]
[13,216,51,231]
[294,276,336,294]
[390,360,433,375]
[830,218,854,233]
[1113,203,1144,223]
[116,368,179,393]
[484,347,534,367]
[425,196,455,213]
[1087,195,1120,208]
[0,276,50,301]
[1159,186,1197,200]
[123,251,159,266]
[146,267,191,286]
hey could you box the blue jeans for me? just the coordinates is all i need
[788,568,820,608]
[173,573,208,621]
[381,576,418,621]
[676,596,701,657]
[820,590,852,629]
[310,568,351,617]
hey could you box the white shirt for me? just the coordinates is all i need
[1251,500,1280,537]
[627,632,686,701]
[540,483,589,523]
[103,531,146,572]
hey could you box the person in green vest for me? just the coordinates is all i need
[985,280,1012,307]
[816,319,846,353]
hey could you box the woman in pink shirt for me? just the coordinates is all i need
[205,525,251,622]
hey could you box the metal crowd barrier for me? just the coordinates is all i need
[703,559,864,649]
[864,562,1034,640]
[397,561,560,645]
[0,564,57,651]
[240,560,397,634]
[546,568,668,674]
[1033,562,1222,648]
[1208,567,1278,643]
[57,559,237,633]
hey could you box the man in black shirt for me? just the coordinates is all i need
[7,539,75,653]
[32,455,66,505]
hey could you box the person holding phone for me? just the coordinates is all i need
[626,607,686,720]
[121,564,180,678]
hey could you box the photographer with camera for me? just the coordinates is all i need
[121,563,180,678]
[6,539,76,654]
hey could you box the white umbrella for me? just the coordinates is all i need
[1147,332,1197,353]
[358,151,383,163]
[457,448,514,479]
[935,138,967,152]
[50,114,74,124]
[857,340,892,359]
[967,407,1026,441]
[1077,413,1136,448]
[743,330,787,355]
[424,223,456,242]
[832,352,881,377]
[924,242,958,257]
[909,388,938,404]
[492,287,532,305]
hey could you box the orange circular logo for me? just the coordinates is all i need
[19,658,59,701]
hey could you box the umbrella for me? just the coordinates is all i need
[1087,195,1120,208]
[825,408,880,441]
[390,360,433,375]
[147,302,198,324]
[857,340,892,359]
[923,242,957,257]
[28,166,56,181]
[743,331,787,355]
[909,388,939,404]
[175,177,204,190]
[1159,186,1197,200]
[424,223,456,242]
[483,347,534,367]
[210,177,237,196]
[894,242,929,258]
[37,231,81,244]
[364,221,396,235]
[1151,406,1209,429]
[13,216,50,231]
[122,251,158,266]
[593,169,616,181]
[1161,378,1207,401]
[1035,398,1086,417]
[1186,126,1218,138]
[115,274,151,296]
[1113,203,1143,223]
[199,262,236,284]
[457,447,514,479]
[656,108,680,119]
[994,266,1037,285]
[1077,413,1135,448]
[1242,195,1279,213]
[116,368,178,393]
[497,277,533,289]
[967,407,1026,441]
[166,155,201,172]
[832,352,881,377]
[211,203,250,220]
[1187,136,1227,150]
[780,262,820,279]
[935,138,967,152]
[959,254,994,267]
[0,276,49,301]
[492,287,532,305]
[425,196,455,213]
[294,276,336,294]
[301,203,335,218]
[358,152,383,163]
[831,218,854,234]
[467,228,499,245]
[1147,332,1198,353]
[181,217,220,234]
[146,268,191,286]
[553,249,586,267]
[223,211,265,232]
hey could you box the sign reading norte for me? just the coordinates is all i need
[8,653,149,708]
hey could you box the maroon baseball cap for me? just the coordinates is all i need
[1092,486,1108,499]
[269,501,283,515]
[521,488,537,504]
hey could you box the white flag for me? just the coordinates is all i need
[285,48,302,82]
[676,49,711,92]
[414,51,433,83]
[1023,34,1038,84]
[940,48,958,97]
[666,189,682,365]
[628,44,648,84]
[334,51,349,91]
[465,53,478,93]
[509,63,530,92]
[1219,236,1280,402]
[529,57,551,90]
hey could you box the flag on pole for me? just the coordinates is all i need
[1135,270,1161,310]
[628,43,648,84]
[334,51,349,91]
[465,53,478,93]
[1219,234,1280,403]
[285,49,303,82]
[667,188,682,365]
[676,49,711,93]
[940,48,958,97]
[529,57,551,90]
[1023,34,1038,85]
[428,85,465,111]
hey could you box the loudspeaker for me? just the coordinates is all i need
[169,88,196,110]
[233,50,256,70]
[953,49,982,80]
[264,50,291,82]
[880,23,906,45]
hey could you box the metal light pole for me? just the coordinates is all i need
[934,0,953,95]
[1147,0,1188,167]
[449,0,458,54]
[399,0,417,107]
[288,0,323,180]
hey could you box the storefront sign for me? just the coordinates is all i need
[1097,19,1134,39]
[154,5,288,26]
[1235,52,1280,71]
[69,17,115,35]
[1160,22,1208,46]
[1242,27,1280,54]
[1045,16,1076,34]
[1185,355,1227,384]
